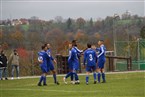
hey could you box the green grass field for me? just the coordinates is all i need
[0,72,145,97]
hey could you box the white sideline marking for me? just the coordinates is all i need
[2,88,100,93]
[8,70,145,80]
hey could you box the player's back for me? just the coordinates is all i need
[38,51,48,67]
[84,49,97,66]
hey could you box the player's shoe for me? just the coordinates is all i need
[71,81,75,85]
[75,80,80,84]
[11,77,14,80]
[5,78,8,80]
[43,83,47,86]
[37,83,42,86]
[94,81,97,84]
[55,81,60,85]
[63,77,67,84]
[70,81,74,84]
[102,80,106,83]
[86,82,89,85]
[17,77,20,79]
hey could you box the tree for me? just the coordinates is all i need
[76,17,86,29]
[66,18,72,30]
[140,26,145,39]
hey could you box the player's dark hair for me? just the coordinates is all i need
[87,43,92,48]
[72,40,77,46]
[99,39,104,42]
[41,45,47,50]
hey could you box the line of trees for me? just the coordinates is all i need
[0,14,145,76]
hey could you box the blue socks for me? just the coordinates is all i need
[65,72,73,79]
[72,72,79,81]
[102,73,106,82]
[86,75,89,83]
[39,75,44,83]
[98,73,101,82]
[93,72,97,81]
[43,76,46,84]
[53,74,57,83]
[70,73,73,81]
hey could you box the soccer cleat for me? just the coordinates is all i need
[63,77,67,84]
[17,77,20,79]
[5,78,8,80]
[75,80,80,84]
[11,77,14,80]
[43,83,47,86]
[72,81,75,85]
[55,81,60,85]
[102,81,106,83]
[94,81,97,84]
[37,83,42,86]
[77,80,80,84]
[86,82,89,85]
[70,81,74,84]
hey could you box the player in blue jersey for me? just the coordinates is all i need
[46,43,59,85]
[97,40,106,83]
[63,41,80,84]
[37,44,50,86]
[63,43,74,84]
[83,43,97,85]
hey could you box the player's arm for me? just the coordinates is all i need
[97,46,104,58]
[75,47,83,53]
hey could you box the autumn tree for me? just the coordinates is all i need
[76,17,86,29]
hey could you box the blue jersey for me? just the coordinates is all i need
[47,49,54,60]
[38,51,50,72]
[84,48,97,66]
[68,47,79,70]
[96,44,106,69]
[46,49,55,71]
[97,44,106,60]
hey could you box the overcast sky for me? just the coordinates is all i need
[1,0,145,20]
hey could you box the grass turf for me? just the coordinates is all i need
[0,72,145,97]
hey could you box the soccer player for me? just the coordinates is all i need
[63,43,74,84]
[64,41,80,84]
[72,40,83,55]
[37,44,49,86]
[46,43,59,85]
[97,40,106,83]
[83,43,97,85]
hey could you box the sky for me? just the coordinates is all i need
[1,0,145,20]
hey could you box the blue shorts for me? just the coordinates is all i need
[97,59,106,69]
[86,65,96,72]
[47,64,55,72]
[40,65,48,73]
[72,61,79,71]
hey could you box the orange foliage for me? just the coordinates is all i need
[17,48,28,58]
[10,31,24,41]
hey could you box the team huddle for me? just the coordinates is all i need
[38,40,106,86]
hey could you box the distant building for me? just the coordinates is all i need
[11,19,22,26]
